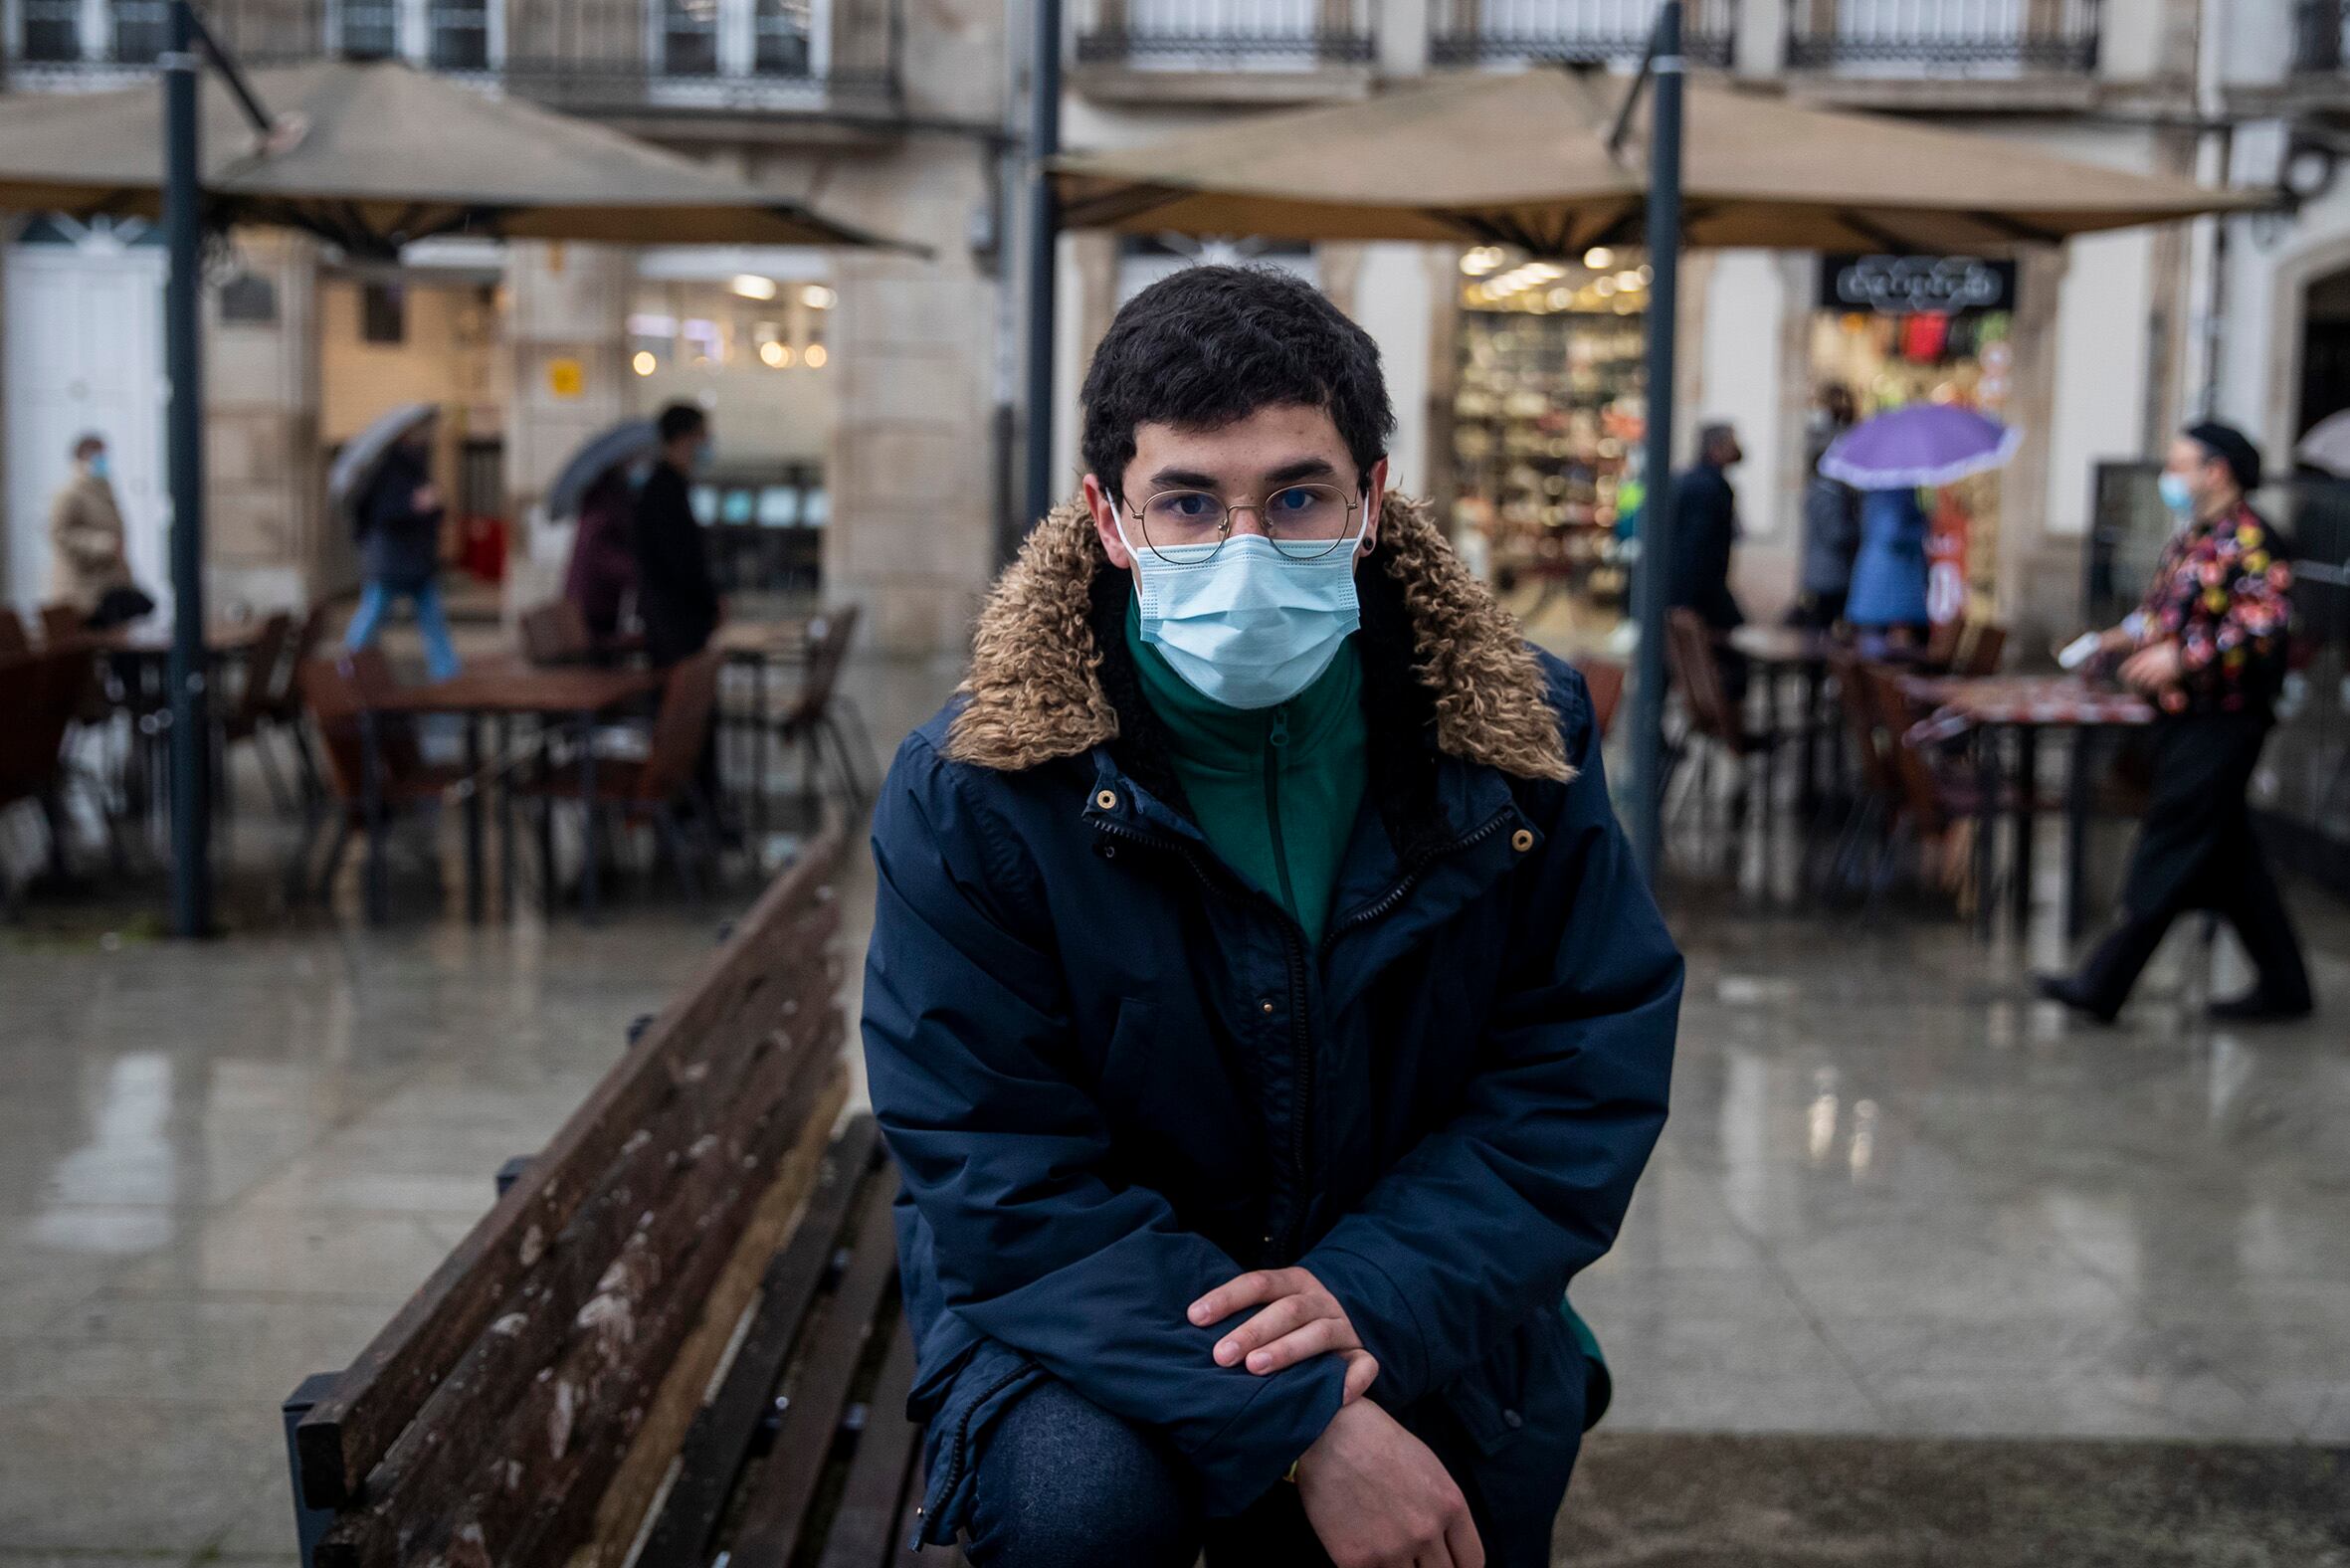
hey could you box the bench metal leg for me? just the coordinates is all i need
[284,1371,343,1568]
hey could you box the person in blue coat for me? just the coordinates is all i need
[863,267,1682,1568]
[1846,486,1931,657]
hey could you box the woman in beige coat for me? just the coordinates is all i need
[50,434,149,629]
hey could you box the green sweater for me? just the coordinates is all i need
[1125,599,1368,944]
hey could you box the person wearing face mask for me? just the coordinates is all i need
[2038,421,2311,1024]
[631,402,721,669]
[49,433,154,630]
[863,266,1680,1568]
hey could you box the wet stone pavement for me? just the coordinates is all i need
[1,657,2345,1566]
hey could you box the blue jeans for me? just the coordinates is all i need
[961,1379,1383,1568]
[345,578,461,682]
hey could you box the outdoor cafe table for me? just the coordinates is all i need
[364,663,665,926]
[80,620,275,844]
[1901,674,2155,940]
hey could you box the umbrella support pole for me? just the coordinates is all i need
[164,0,214,937]
[1627,0,1684,885]
[1018,0,1064,546]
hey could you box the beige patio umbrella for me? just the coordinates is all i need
[0,58,921,255]
[1052,67,2262,255]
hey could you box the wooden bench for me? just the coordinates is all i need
[281,819,949,1567]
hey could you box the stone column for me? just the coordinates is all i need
[826,252,999,655]
[502,241,632,616]
[204,228,322,612]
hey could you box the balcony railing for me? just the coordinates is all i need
[2294,0,2350,74]
[1074,0,1374,72]
[1786,0,2100,75]
[1429,0,1736,70]
[2,0,896,110]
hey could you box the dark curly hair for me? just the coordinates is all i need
[1078,265,1393,504]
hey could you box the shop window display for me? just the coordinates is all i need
[1450,246,1650,630]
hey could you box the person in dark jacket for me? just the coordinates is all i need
[2039,422,2313,1024]
[864,266,1681,1568]
[1667,422,1747,702]
[1794,402,1860,630]
[633,403,720,668]
[344,417,460,681]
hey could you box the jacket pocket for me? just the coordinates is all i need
[1441,1304,1588,1458]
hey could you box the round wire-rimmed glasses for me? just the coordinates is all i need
[1129,483,1361,563]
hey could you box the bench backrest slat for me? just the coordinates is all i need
[724,1174,905,1568]
[635,1114,886,1568]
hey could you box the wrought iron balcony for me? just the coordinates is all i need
[1786,0,2100,75]
[1,0,897,111]
[2294,0,2350,74]
[1429,0,1736,70]
[1074,0,1375,72]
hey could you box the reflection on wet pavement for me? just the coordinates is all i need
[0,653,2343,1563]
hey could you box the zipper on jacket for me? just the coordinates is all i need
[1317,806,1519,960]
[929,1362,1034,1529]
[1264,705,1298,925]
[1087,797,1522,1264]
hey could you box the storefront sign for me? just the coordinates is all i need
[1820,254,2017,316]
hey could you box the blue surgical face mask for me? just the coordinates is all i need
[2157,472,2195,517]
[87,455,110,481]
[1116,514,1364,710]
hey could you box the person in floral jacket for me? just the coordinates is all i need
[2040,422,2312,1024]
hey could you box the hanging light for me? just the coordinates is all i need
[800,283,837,309]
[804,343,829,368]
[1583,246,1615,270]
[730,275,780,301]
[759,339,789,367]
[631,350,658,376]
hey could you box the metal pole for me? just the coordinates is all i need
[1018,0,1064,547]
[164,0,214,937]
[1627,0,1682,885]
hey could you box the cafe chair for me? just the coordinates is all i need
[293,649,466,904]
[1957,621,2008,678]
[772,605,875,808]
[0,647,113,903]
[519,599,595,667]
[214,611,297,817]
[263,598,341,804]
[1570,658,1627,739]
[1662,609,1794,857]
[517,649,726,901]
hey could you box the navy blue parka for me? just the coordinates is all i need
[862,499,1680,1562]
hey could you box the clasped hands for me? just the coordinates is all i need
[1188,1268,1485,1568]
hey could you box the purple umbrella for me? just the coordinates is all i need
[1819,404,2021,490]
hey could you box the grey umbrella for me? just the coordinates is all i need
[545,420,661,521]
[327,401,437,526]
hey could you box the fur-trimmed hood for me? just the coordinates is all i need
[945,494,1572,783]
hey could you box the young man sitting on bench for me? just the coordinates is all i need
[863,266,1682,1568]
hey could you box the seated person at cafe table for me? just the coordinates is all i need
[2038,421,2313,1025]
[863,266,1682,1568]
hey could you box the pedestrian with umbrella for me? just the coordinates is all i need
[1822,403,2020,659]
[339,405,461,682]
